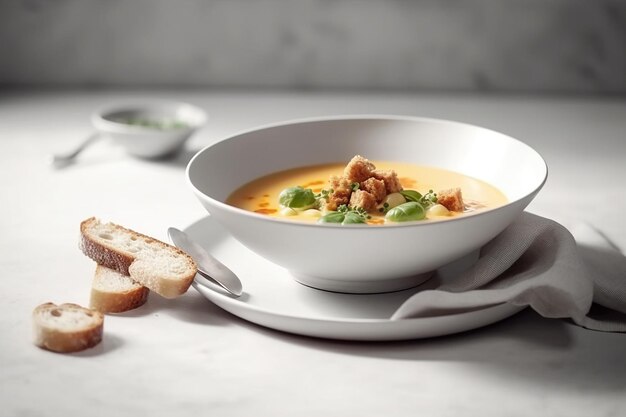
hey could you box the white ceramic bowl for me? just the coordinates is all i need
[92,101,207,158]
[187,115,547,293]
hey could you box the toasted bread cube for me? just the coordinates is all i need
[437,187,465,212]
[329,175,351,191]
[326,175,352,211]
[349,190,378,211]
[371,169,403,194]
[343,155,376,183]
[360,177,387,203]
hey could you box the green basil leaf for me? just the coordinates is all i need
[318,210,367,225]
[318,212,346,224]
[278,186,317,209]
[400,190,422,203]
[385,201,426,222]
[342,211,367,224]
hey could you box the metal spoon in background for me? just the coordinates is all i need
[168,227,243,297]
[49,133,102,167]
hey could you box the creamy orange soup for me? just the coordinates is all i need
[227,161,507,225]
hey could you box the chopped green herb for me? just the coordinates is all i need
[421,190,438,207]
[353,207,369,218]
[114,117,188,131]
[315,188,332,201]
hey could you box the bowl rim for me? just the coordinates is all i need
[91,100,207,134]
[186,114,548,230]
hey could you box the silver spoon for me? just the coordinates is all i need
[168,227,243,297]
[50,133,101,166]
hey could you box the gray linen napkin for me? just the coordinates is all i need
[391,212,626,332]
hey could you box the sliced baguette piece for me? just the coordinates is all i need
[79,217,197,299]
[90,265,149,313]
[33,302,104,353]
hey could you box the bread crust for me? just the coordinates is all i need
[33,303,104,353]
[79,217,146,276]
[79,224,134,276]
[90,286,149,313]
[79,217,197,298]
[90,266,149,313]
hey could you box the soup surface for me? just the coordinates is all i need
[227,160,507,225]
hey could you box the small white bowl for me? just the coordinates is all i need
[92,101,207,159]
[186,115,547,293]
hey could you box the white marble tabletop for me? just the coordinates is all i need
[1,90,625,417]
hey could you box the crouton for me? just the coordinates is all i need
[371,169,403,194]
[329,175,351,191]
[324,156,404,213]
[343,155,376,183]
[360,177,387,203]
[326,175,352,211]
[349,190,378,211]
[437,188,465,212]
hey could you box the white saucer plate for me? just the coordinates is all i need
[186,216,524,341]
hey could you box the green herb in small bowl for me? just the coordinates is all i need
[114,117,189,131]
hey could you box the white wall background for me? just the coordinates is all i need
[1,0,624,93]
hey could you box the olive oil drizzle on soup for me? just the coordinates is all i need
[226,161,507,225]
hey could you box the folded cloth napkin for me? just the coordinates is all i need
[391,212,626,332]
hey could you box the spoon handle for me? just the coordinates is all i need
[50,133,101,166]
[167,227,244,297]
